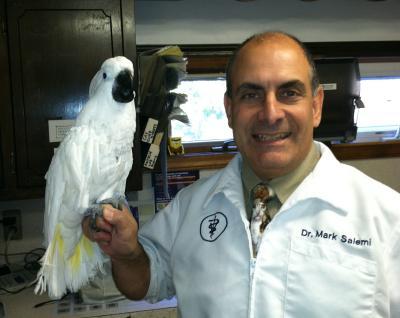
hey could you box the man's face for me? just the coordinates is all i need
[224,38,324,180]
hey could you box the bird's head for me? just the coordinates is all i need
[89,56,135,104]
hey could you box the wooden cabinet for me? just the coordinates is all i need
[0,140,4,190]
[0,0,141,200]
[0,1,15,195]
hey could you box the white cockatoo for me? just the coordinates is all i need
[35,56,136,299]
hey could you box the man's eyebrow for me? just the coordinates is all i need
[279,80,306,92]
[235,82,264,94]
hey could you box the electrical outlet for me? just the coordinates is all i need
[2,209,22,240]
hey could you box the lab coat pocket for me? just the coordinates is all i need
[284,238,376,318]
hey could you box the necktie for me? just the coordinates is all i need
[250,183,272,256]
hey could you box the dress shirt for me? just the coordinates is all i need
[242,143,320,220]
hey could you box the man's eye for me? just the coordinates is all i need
[278,89,305,103]
[240,92,260,100]
[280,90,299,98]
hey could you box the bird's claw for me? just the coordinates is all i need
[84,204,103,232]
[99,194,129,211]
[84,194,129,232]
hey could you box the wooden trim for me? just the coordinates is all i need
[168,151,236,171]
[138,41,400,76]
[186,55,229,74]
[138,41,400,58]
[167,141,400,171]
[330,140,400,161]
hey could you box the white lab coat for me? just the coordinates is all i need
[138,141,400,318]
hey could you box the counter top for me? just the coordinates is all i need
[0,286,177,318]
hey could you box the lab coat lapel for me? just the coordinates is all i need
[202,154,245,212]
[282,142,352,216]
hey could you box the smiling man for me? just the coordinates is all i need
[224,32,323,180]
[83,31,400,318]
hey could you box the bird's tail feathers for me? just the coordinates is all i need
[34,225,67,298]
[35,224,105,299]
[64,233,105,294]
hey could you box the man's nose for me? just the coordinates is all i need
[257,93,284,124]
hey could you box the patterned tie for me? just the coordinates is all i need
[250,183,272,256]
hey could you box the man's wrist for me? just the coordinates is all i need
[111,242,146,263]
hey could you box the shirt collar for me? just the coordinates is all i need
[270,143,320,203]
[241,142,320,205]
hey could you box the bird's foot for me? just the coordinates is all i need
[98,194,129,211]
[84,194,129,232]
[84,204,103,232]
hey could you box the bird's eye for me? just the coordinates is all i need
[103,73,107,79]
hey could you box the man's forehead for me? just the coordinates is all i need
[232,40,311,86]
[239,37,304,63]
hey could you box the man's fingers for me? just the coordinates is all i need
[83,203,139,258]
[82,207,113,242]
[95,216,113,232]
[102,204,135,227]
[92,230,112,243]
[83,216,110,241]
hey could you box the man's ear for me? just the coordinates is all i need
[224,93,233,128]
[312,86,324,128]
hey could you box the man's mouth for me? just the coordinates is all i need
[253,132,291,142]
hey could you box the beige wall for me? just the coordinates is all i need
[344,157,400,193]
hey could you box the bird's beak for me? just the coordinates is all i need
[112,69,134,103]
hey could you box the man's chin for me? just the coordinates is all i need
[248,154,291,179]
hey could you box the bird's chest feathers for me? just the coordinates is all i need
[96,133,131,165]
[87,128,133,184]
[86,139,132,202]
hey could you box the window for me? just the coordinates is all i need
[171,75,232,144]
[356,77,400,142]
[171,62,400,145]
[354,61,400,142]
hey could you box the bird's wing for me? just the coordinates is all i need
[43,125,96,246]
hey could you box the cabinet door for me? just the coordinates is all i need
[6,0,141,190]
[0,139,4,189]
[0,1,15,194]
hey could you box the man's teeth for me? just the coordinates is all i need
[255,133,289,141]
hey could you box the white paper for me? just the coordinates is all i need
[321,83,337,91]
[48,119,75,143]
[142,118,159,144]
[143,143,160,169]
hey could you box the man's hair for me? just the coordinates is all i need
[225,31,320,97]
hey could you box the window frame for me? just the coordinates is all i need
[138,42,400,171]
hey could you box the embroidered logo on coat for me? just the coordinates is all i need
[200,212,228,242]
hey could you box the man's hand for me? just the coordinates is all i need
[82,203,150,300]
[82,204,141,260]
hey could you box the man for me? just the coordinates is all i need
[83,31,400,317]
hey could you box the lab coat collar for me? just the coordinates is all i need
[203,141,354,217]
[202,153,245,211]
[282,141,352,216]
